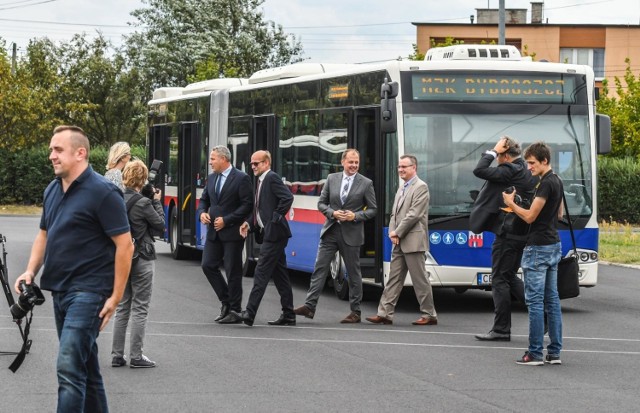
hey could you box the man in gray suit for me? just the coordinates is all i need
[294,149,377,323]
[366,154,437,326]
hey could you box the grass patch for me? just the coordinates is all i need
[599,220,640,265]
[0,204,42,215]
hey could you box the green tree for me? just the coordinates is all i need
[0,38,64,149]
[597,58,640,158]
[57,34,147,146]
[125,0,304,90]
[407,43,424,61]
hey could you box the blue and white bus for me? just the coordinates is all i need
[147,44,611,299]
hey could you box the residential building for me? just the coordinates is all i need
[413,2,640,95]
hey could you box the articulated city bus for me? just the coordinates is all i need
[147,44,611,299]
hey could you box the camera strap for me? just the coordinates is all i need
[8,310,33,373]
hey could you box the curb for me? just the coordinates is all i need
[599,261,640,270]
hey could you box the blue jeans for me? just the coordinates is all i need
[521,242,563,360]
[53,290,109,413]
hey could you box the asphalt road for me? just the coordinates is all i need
[2,216,640,412]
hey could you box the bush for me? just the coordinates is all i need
[0,144,146,205]
[597,156,640,223]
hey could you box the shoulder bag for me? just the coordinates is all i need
[557,191,580,299]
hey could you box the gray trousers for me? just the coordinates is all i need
[111,258,154,359]
[378,247,436,320]
[305,225,363,313]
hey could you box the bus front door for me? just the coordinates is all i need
[171,122,200,259]
[353,108,383,284]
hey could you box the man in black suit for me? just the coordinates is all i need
[197,145,253,324]
[470,136,537,341]
[239,150,295,326]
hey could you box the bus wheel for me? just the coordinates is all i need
[330,252,349,301]
[170,207,189,260]
[242,240,256,278]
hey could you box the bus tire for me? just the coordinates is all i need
[330,252,349,301]
[169,206,189,260]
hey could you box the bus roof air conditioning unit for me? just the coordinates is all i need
[425,44,522,61]
[152,87,184,100]
[249,63,357,84]
[183,78,248,94]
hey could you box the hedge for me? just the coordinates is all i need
[597,156,640,224]
[0,145,146,205]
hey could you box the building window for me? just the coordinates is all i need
[559,48,605,79]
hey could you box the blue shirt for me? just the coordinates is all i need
[39,165,130,296]
[217,164,232,193]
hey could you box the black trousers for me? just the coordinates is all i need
[245,237,294,319]
[201,238,244,312]
[491,235,526,333]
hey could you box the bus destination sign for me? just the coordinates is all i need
[411,73,578,104]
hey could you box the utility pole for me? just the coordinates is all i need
[11,43,17,75]
[498,0,506,45]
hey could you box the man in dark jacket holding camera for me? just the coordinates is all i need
[471,136,537,341]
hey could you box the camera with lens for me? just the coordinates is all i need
[504,186,531,209]
[142,159,163,200]
[10,280,45,321]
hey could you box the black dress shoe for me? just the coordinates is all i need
[474,330,510,341]
[267,314,296,326]
[214,303,230,322]
[241,310,254,327]
[218,310,242,324]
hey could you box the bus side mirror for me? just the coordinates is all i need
[596,114,611,154]
[380,78,399,134]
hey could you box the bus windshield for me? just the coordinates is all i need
[403,111,593,220]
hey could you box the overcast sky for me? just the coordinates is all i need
[1,0,639,63]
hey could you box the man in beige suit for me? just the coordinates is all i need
[366,154,437,326]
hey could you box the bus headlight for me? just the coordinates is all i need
[570,249,597,263]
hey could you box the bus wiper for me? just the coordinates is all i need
[428,214,471,225]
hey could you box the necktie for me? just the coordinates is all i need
[253,179,262,227]
[215,173,222,197]
[397,182,409,214]
[340,177,350,204]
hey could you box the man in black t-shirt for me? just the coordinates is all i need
[503,142,564,366]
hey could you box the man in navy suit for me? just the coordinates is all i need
[239,150,295,326]
[197,145,253,324]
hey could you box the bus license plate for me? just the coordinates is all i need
[477,273,492,285]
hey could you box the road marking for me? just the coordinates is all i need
[3,325,640,356]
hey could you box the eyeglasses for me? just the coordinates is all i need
[397,164,414,169]
[250,161,264,167]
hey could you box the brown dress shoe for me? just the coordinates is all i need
[365,315,392,325]
[293,305,315,319]
[412,316,437,326]
[340,312,361,323]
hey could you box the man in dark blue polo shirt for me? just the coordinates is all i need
[15,125,134,413]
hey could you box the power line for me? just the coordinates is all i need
[0,0,57,11]
[283,16,468,30]
[0,17,132,28]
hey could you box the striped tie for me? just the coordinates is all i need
[341,177,350,204]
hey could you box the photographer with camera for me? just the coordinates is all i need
[15,126,134,412]
[111,160,165,369]
[470,136,537,342]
